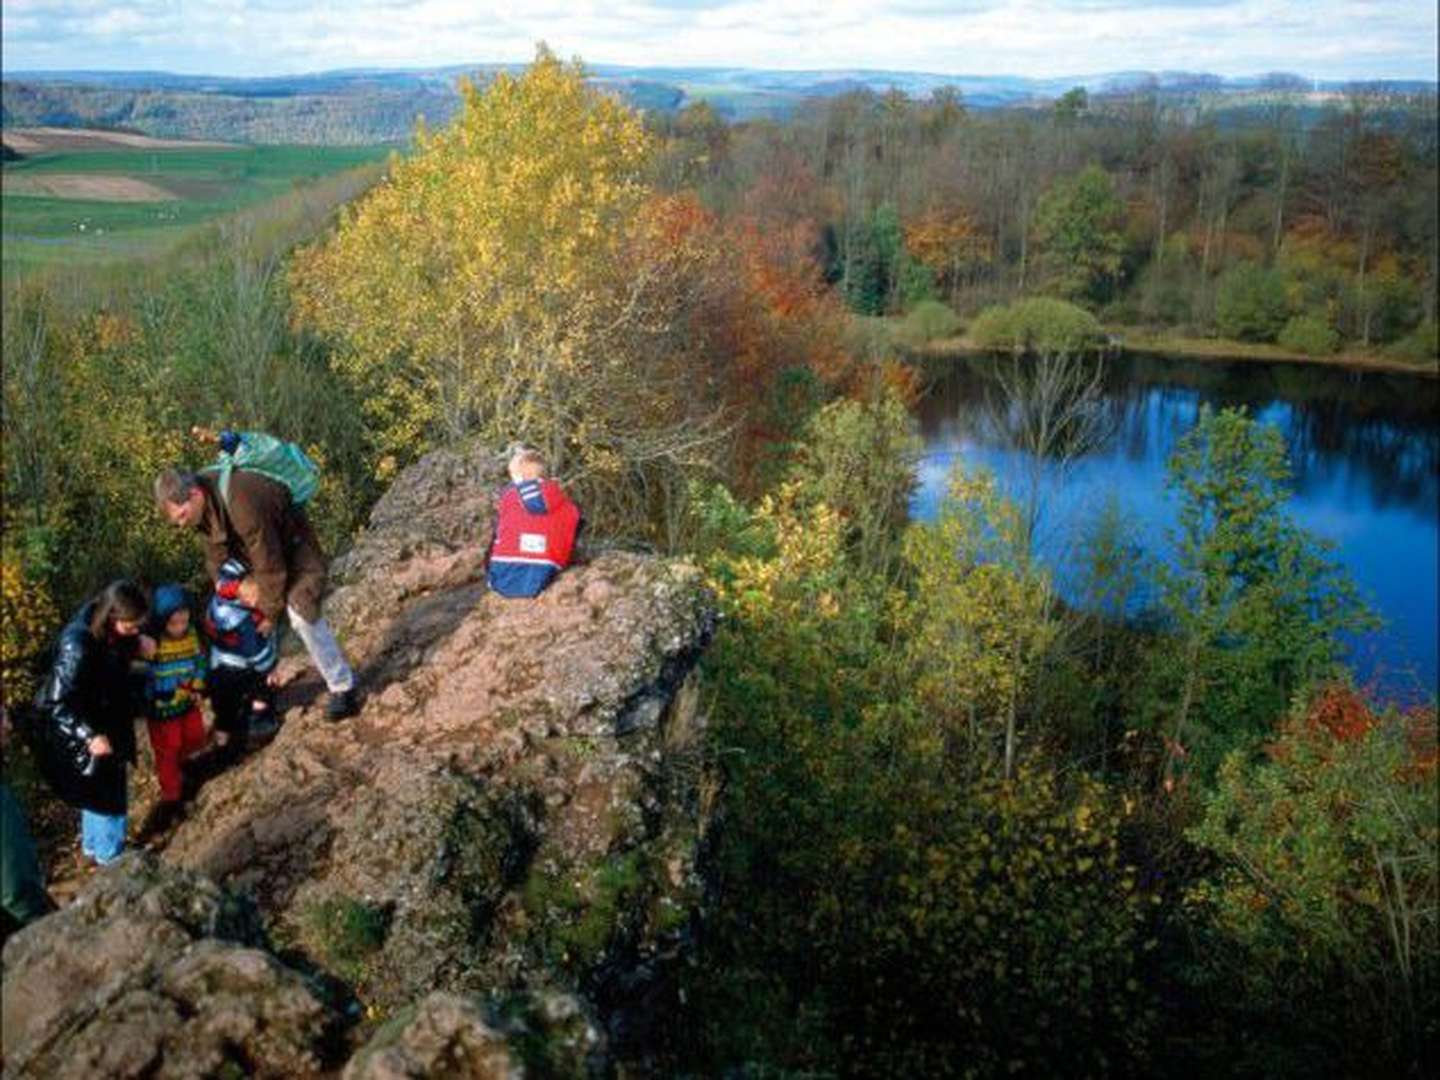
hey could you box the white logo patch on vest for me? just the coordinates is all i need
[519,532,548,554]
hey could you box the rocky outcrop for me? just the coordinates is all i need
[16,444,716,1074]
[343,990,604,1080]
[1,853,338,1078]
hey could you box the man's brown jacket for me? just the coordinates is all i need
[194,471,328,624]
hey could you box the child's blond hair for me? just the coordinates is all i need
[508,445,547,483]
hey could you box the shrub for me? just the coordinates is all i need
[1214,262,1289,342]
[684,440,1152,1073]
[896,298,961,346]
[0,555,59,709]
[970,297,1102,356]
[1186,690,1438,1074]
[1277,313,1340,355]
[855,766,1156,1075]
[790,389,920,579]
[1387,320,1439,364]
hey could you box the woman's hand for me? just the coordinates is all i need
[88,735,113,757]
[137,634,157,659]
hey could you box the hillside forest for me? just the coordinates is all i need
[2,50,1437,1076]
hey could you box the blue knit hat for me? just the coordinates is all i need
[152,583,188,620]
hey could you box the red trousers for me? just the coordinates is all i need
[146,706,208,802]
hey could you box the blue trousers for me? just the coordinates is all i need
[81,808,127,865]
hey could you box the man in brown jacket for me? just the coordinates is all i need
[154,467,358,720]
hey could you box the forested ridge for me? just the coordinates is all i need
[646,79,1438,363]
[2,50,1436,1076]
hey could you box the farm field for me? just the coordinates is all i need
[1,128,392,272]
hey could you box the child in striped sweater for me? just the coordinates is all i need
[203,558,280,763]
[141,584,209,837]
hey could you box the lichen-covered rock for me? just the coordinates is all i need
[325,445,502,642]
[343,988,605,1080]
[0,853,337,1078]
[342,993,515,1080]
[156,445,717,1065]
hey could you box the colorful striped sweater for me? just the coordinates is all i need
[148,628,207,720]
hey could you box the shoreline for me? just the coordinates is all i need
[916,330,1439,379]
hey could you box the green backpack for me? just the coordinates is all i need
[204,430,320,506]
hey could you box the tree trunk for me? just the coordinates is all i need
[1004,662,1018,781]
[1153,162,1169,269]
[1017,191,1030,293]
[1165,632,1203,789]
[1357,216,1373,348]
[1271,149,1290,256]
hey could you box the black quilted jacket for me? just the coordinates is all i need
[34,602,143,815]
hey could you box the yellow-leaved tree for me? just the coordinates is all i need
[903,467,1059,777]
[292,47,730,533]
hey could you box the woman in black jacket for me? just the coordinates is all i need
[34,580,154,866]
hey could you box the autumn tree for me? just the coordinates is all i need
[1031,164,1126,303]
[292,48,730,534]
[904,203,991,303]
[903,468,1059,778]
[1188,688,1438,1072]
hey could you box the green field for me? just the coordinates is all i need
[2,141,393,272]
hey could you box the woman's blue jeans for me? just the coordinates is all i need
[81,809,127,865]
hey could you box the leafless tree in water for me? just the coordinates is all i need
[982,347,1113,557]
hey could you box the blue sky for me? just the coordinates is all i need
[3,1,1436,80]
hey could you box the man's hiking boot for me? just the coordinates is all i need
[247,713,282,746]
[325,689,359,721]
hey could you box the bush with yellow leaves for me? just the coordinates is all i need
[683,458,1153,1074]
[1,555,59,711]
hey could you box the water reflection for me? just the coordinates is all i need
[913,353,1440,695]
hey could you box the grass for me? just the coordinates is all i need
[3,143,393,274]
[297,895,391,986]
[883,314,1438,377]
[1115,326,1439,375]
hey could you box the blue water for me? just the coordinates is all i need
[912,353,1439,699]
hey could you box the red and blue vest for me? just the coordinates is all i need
[487,479,581,598]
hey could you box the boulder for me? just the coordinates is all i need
[0,852,338,1078]
[343,989,604,1080]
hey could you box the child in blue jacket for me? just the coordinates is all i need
[202,558,280,762]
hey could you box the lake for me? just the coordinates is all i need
[912,352,1439,699]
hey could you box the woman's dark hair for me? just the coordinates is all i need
[88,579,150,640]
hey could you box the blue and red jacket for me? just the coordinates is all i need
[202,558,277,673]
[487,479,581,598]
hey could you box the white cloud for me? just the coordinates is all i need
[1,0,1434,80]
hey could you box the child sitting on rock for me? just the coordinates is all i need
[486,445,582,599]
[202,558,281,763]
[138,584,209,840]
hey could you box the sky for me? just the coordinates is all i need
[2,0,1436,82]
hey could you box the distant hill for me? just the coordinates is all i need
[2,64,1433,144]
